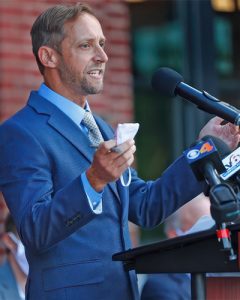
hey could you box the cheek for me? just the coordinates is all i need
[71,56,90,75]
[61,48,93,75]
[73,51,94,69]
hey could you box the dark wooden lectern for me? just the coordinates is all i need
[113,223,240,300]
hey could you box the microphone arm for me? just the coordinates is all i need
[203,162,221,186]
[204,162,239,260]
[176,82,240,126]
[184,136,240,261]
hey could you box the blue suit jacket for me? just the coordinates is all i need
[0,92,205,300]
[141,273,191,300]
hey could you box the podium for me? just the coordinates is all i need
[113,223,240,299]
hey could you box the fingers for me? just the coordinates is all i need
[98,139,135,158]
[228,123,239,135]
[220,122,239,142]
[210,116,224,125]
[114,144,136,168]
[87,139,136,191]
[99,139,136,169]
[98,139,116,154]
[204,117,240,150]
[211,116,239,132]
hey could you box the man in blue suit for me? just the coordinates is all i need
[0,3,239,300]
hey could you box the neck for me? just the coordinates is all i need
[43,75,87,108]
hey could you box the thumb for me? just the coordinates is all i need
[210,116,225,125]
[97,139,116,154]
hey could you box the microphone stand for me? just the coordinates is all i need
[191,162,240,300]
[205,162,239,260]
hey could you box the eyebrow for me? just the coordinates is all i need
[74,36,106,45]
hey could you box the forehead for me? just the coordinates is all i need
[64,13,105,41]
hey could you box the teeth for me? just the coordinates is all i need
[88,70,102,79]
[89,70,101,75]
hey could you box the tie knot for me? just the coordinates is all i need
[82,111,103,147]
[82,111,97,131]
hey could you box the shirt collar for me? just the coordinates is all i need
[38,83,90,126]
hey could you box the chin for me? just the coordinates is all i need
[86,85,104,95]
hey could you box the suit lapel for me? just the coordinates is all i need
[48,113,96,163]
[28,92,121,202]
[28,91,97,163]
[94,115,115,141]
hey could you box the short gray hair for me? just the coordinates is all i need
[30,3,95,74]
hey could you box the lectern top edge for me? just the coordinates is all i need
[113,225,216,262]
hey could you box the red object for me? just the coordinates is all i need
[216,228,230,239]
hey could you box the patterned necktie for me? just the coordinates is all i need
[82,111,104,147]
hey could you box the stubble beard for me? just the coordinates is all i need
[59,62,104,96]
[81,75,104,95]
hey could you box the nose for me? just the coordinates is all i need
[94,46,108,63]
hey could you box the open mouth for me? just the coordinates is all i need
[87,69,103,79]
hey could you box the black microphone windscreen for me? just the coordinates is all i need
[151,67,183,97]
[201,135,231,159]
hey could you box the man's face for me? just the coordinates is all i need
[57,13,108,96]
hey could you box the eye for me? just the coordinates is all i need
[100,41,105,49]
[80,43,90,49]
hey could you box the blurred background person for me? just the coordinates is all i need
[0,193,28,300]
[141,194,213,300]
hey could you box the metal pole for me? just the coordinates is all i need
[191,273,206,300]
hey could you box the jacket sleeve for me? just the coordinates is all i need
[128,155,207,228]
[0,121,96,254]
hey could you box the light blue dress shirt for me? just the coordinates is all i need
[38,83,102,213]
[0,258,23,300]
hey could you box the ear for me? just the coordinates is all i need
[38,46,58,69]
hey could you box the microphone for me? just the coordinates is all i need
[221,146,240,181]
[184,136,240,259]
[183,135,230,183]
[151,67,240,125]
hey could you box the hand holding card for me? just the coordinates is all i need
[113,123,139,186]
[113,123,139,153]
[115,123,139,145]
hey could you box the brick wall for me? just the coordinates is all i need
[0,0,134,127]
